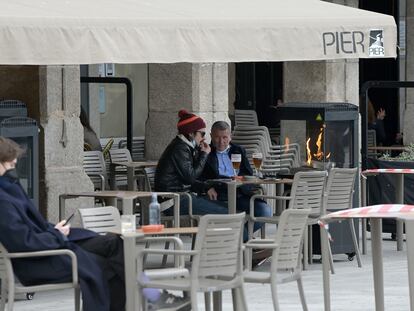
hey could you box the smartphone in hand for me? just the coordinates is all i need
[63,212,75,226]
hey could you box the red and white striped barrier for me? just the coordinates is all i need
[362,168,414,175]
[323,204,414,220]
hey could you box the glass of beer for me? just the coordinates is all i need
[231,153,242,176]
[252,152,263,177]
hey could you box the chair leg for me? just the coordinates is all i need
[270,278,280,311]
[237,284,249,311]
[0,279,7,310]
[308,225,313,265]
[297,277,308,311]
[6,280,14,311]
[349,219,362,268]
[303,227,309,270]
[74,286,81,311]
[327,239,335,275]
[247,219,254,241]
[204,292,211,311]
[190,288,198,311]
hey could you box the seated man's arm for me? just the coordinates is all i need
[0,200,67,252]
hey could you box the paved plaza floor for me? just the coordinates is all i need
[10,232,410,311]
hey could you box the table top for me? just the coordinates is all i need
[137,227,198,235]
[60,190,179,199]
[322,204,414,220]
[207,177,293,185]
[111,161,158,168]
[362,168,414,175]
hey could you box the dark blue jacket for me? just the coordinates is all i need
[0,175,110,311]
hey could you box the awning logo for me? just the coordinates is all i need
[369,30,385,57]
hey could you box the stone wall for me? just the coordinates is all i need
[38,66,93,223]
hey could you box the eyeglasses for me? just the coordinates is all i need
[196,131,206,138]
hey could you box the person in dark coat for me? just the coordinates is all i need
[155,109,229,216]
[0,137,125,311]
[202,121,272,236]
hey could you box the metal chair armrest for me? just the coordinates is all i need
[249,194,292,220]
[7,249,78,284]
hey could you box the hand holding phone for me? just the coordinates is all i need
[63,212,75,226]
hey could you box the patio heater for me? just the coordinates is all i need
[0,100,39,207]
[275,102,359,259]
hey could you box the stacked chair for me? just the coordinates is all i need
[234,109,259,126]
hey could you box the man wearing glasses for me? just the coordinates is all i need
[155,109,228,217]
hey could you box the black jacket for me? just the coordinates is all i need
[155,136,209,192]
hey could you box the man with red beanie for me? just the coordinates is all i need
[155,110,228,216]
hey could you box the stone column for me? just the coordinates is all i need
[146,63,229,159]
[39,66,93,223]
[404,1,414,144]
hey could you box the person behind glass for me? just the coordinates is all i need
[368,100,386,146]
[155,109,229,217]
[0,137,125,311]
[80,107,102,151]
[202,121,272,235]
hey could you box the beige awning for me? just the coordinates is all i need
[0,0,397,65]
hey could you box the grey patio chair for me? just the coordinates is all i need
[79,205,121,234]
[324,168,361,268]
[137,213,247,311]
[83,150,108,190]
[78,206,188,272]
[0,243,80,311]
[247,170,327,268]
[109,148,145,190]
[243,208,311,311]
[119,137,146,161]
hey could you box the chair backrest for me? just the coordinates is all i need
[273,209,311,270]
[109,148,132,163]
[79,206,121,234]
[289,171,327,217]
[234,109,258,126]
[83,151,107,190]
[119,137,146,161]
[325,168,357,212]
[143,167,156,191]
[191,213,245,280]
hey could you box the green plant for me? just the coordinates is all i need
[379,143,414,161]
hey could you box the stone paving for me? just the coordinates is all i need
[9,233,411,311]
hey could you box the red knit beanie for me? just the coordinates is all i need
[177,109,206,135]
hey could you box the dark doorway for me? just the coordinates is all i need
[235,62,283,128]
[359,0,399,146]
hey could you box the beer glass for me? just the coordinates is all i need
[231,153,242,176]
[252,152,263,177]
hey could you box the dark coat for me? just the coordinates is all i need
[202,143,256,198]
[0,175,111,311]
[155,136,209,192]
